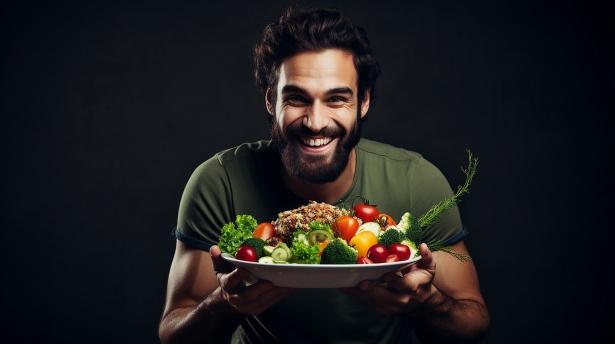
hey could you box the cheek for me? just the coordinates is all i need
[277,107,305,131]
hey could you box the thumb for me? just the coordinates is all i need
[416,243,436,273]
[210,245,235,273]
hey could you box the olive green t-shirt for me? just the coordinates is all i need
[174,138,467,344]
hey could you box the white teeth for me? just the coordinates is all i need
[302,137,332,147]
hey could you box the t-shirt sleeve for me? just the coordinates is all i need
[173,154,234,251]
[409,157,468,246]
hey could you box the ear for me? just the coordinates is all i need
[360,90,371,119]
[265,88,274,115]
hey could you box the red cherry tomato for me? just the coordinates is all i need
[389,243,411,261]
[334,216,360,242]
[356,256,373,264]
[366,244,389,263]
[353,203,380,223]
[253,222,275,240]
[235,245,258,262]
[385,254,399,262]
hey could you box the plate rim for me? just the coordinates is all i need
[220,252,422,268]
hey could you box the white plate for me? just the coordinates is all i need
[221,254,422,288]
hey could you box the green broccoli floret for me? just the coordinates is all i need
[309,220,333,233]
[242,238,266,258]
[320,238,358,264]
[290,230,310,247]
[378,229,406,248]
[396,212,411,231]
[290,241,321,264]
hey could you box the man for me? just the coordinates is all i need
[159,8,489,344]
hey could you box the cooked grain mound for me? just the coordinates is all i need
[273,201,354,236]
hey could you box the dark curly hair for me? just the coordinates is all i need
[254,7,381,107]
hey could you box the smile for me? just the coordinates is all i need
[296,135,337,154]
[300,136,333,147]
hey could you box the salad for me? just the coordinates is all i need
[218,151,478,264]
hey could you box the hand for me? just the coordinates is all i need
[210,245,295,315]
[343,243,442,315]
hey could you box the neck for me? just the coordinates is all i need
[282,149,356,204]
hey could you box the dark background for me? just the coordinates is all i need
[1,0,613,343]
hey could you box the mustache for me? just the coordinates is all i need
[285,120,346,138]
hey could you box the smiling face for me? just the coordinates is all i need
[267,49,371,183]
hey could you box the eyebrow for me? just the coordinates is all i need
[281,85,354,97]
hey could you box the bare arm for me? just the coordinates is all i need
[410,241,490,343]
[345,241,489,343]
[158,241,294,343]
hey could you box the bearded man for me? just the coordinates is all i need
[159,7,489,344]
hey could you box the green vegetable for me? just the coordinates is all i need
[242,238,266,258]
[289,241,321,264]
[401,151,478,262]
[378,228,406,248]
[290,231,309,247]
[418,150,478,229]
[218,215,258,254]
[307,229,334,245]
[271,245,291,261]
[400,239,418,258]
[235,214,259,233]
[308,221,333,233]
[258,256,275,264]
[320,238,358,264]
[404,212,422,244]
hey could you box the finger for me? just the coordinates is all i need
[231,287,295,314]
[360,283,409,305]
[210,245,235,273]
[416,243,436,272]
[231,280,276,304]
[219,268,252,294]
[388,269,433,293]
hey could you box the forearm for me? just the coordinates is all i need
[411,287,490,343]
[159,287,243,344]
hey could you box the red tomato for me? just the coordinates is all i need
[389,243,411,261]
[385,254,399,262]
[353,203,380,223]
[334,216,360,242]
[253,222,275,240]
[367,244,389,263]
[357,256,373,264]
[235,245,258,262]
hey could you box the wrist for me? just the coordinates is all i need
[199,287,242,319]
[411,284,453,319]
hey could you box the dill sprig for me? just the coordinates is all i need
[418,150,478,229]
[406,150,478,262]
[425,241,472,262]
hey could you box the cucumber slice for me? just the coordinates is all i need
[258,256,275,264]
[263,245,276,255]
[278,243,292,258]
[273,260,289,264]
[307,229,334,245]
[271,246,290,261]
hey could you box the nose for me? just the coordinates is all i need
[303,101,328,133]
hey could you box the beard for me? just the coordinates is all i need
[271,111,362,184]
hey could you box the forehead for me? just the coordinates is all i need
[277,49,357,94]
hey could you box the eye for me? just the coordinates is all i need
[328,96,348,103]
[284,96,309,105]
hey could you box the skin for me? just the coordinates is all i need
[159,49,489,343]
